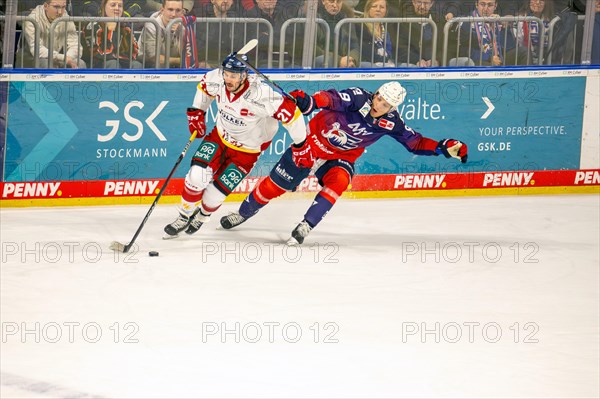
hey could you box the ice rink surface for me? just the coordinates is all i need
[1,194,599,398]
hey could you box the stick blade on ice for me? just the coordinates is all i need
[109,241,126,252]
[237,39,258,55]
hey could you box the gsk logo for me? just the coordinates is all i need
[97,100,169,143]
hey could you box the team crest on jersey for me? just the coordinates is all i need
[378,118,395,130]
[322,122,362,150]
[240,108,254,117]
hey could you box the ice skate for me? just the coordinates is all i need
[163,211,194,239]
[286,220,312,245]
[185,210,210,235]
[219,212,247,230]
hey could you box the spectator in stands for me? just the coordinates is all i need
[314,0,358,67]
[398,0,445,67]
[435,0,469,17]
[192,0,255,16]
[16,0,86,68]
[251,0,303,67]
[514,0,554,64]
[71,1,193,17]
[83,0,143,68]
[145,0,194,15]
[455,0,528,65]
[72,1,144,17]
[71,1,103,16]
[138,0,186,67]
[194,0,258,68]
[351,0,396,67]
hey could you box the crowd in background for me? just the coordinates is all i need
[1,0,599,68]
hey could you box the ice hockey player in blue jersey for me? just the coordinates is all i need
[220,81,469,245]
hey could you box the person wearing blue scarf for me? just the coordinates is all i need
[458,0,528,65]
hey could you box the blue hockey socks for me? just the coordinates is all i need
[303,193,335,228]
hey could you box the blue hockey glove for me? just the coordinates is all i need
[290,90,315,115]
[436,139,468,163]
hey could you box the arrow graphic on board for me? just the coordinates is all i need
[481,97,495,119]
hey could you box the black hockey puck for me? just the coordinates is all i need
[149,251,159,257]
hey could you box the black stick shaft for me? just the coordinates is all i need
[122,131,198,252]
[235,56,295,102]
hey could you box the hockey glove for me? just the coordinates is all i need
[187,107,206,138]
[291,139,315,168]
[436,139,468,163]
[290,90,315,115]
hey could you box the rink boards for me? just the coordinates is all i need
[1,68,599,206]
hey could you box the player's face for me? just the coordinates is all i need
[371,93,393,117]
[223,70,246,93]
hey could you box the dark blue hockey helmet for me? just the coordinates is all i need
[222,53,248,74]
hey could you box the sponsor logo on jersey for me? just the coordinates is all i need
[2,182,61,198]
[104,180,160,196]
[219,110,245,126]
[240,108,255,117]
[275,164,294,181]
[347,123,372,136]
[378,119,395,130]
[482,172,534,187]
[574,171,600,185]
[394,175,446,189]
[359,103,371,117]
[311,135,335,155]
[218,165,245,192]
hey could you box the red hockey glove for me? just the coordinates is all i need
[291,139,315,168]
[436,139,468,163]
[290,90,315,115]
[187,107,206,138]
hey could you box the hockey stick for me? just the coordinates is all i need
[109,131,198,253]
[232,40,295,102]
[237,38,258,56]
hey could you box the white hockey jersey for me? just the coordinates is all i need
[192,69,306,152]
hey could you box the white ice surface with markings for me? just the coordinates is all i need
[1,194,599,398]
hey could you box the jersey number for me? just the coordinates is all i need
[276,108,293,123]
[339,93,351,102]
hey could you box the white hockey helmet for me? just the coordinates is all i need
[377,81,406,108]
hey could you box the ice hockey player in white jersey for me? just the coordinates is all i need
[164,52,314,237]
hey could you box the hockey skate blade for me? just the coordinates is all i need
[109,241,126,252]
[162,233,179,240]
[286,237,301,246]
